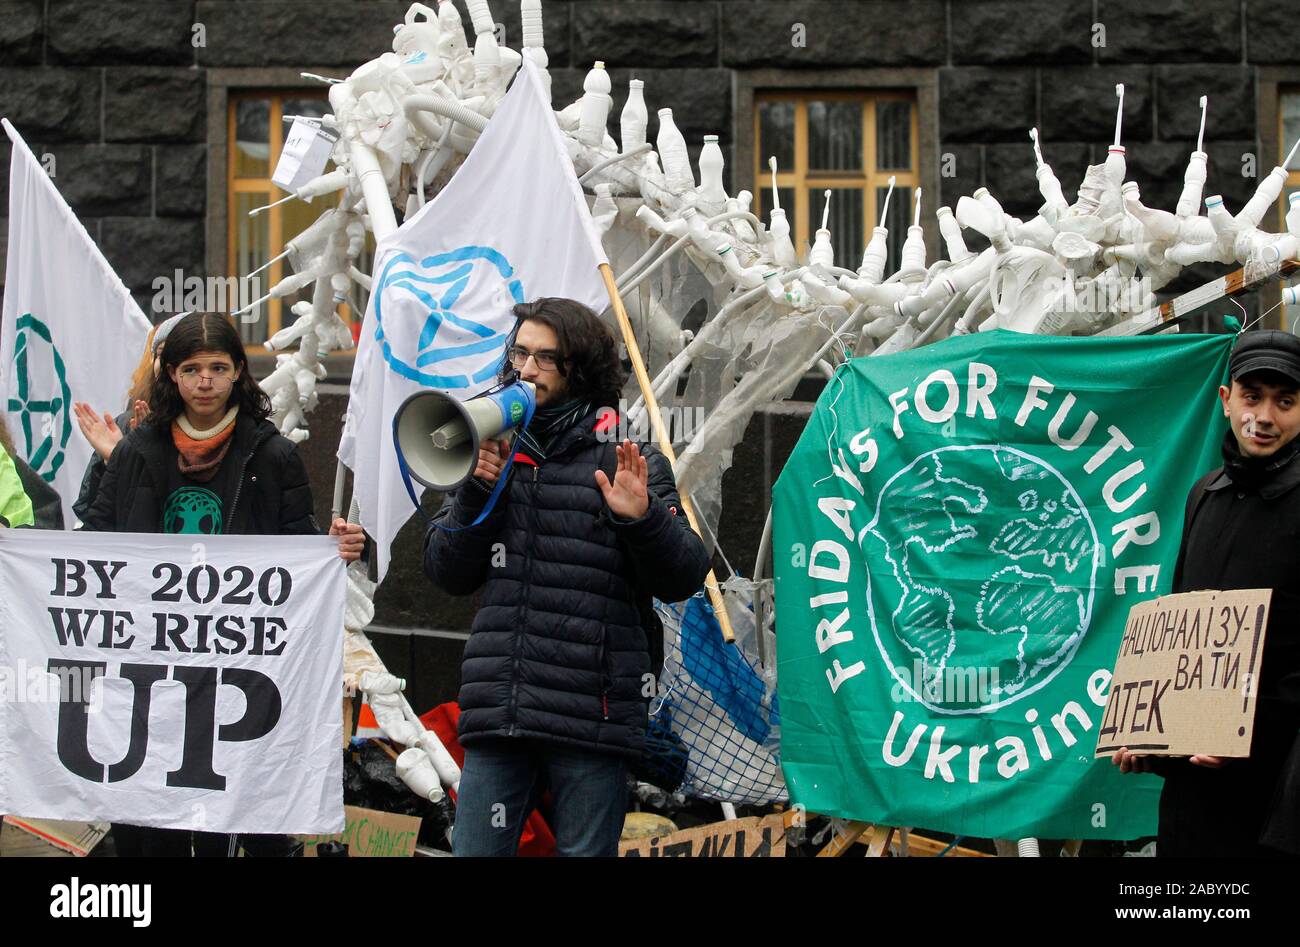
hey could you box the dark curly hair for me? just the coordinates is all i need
[147,312,271,425]
[497,297,626,409]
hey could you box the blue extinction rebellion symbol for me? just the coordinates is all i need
[7,313,72,482]
[374,246,524,390]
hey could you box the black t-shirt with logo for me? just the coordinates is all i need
[159,436,242,535]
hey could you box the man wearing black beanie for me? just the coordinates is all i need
[1114,330,1300,857]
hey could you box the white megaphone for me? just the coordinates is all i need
[393,379,536,492]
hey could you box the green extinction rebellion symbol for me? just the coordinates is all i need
[163,487,223,535]
[7,313,72,483]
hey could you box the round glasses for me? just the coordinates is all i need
[507,345,563,371]
[177,367,235,390]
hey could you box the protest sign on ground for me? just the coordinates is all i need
[298,805,421,857]
[618,814,786,857]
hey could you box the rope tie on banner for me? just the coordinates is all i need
[392,383,536,532]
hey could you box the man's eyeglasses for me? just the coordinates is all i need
[177,366,235,390]
[507,345,563,371]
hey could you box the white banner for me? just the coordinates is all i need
[0,530,346,835]
[338,57,608,581]
[1,119,152,529]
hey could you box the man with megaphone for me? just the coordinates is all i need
[421,297,711,857]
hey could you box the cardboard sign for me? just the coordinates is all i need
[272,118,339,192]
[2,816,109,856]
[618,814,786,857]
[298,806,421,857]
[1095,589,1272,759]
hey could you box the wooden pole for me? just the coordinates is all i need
[599,262,737,644]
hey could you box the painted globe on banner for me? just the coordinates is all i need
[861,445,1101,714]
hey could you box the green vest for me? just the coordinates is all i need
[0,444,35,528]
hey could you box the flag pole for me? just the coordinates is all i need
[598,262,737,645]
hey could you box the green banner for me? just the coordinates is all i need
[774,329,1232,839]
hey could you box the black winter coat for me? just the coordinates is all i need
[1157,451,1300,856]
[424,405,711,760]
[80,413,320,537]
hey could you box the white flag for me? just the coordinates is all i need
[1,119,152,529]
[339,58,608,581]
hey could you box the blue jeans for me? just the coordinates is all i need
[453,738,628,857]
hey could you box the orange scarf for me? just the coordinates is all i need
[172,410,237,482]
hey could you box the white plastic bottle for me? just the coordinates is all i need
[697,135,727,215]
[578,61,612,148]
[656,108,694,194]
[767,207,797,268]
[1176,150,1208,218]
[620,79,647,154]
[1287,192,1300,238]
[1104,145,1126,190]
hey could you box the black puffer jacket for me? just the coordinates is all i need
[424,405,711,759]
[80,413,319,536]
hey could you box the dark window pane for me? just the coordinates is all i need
[234,98,270,178]
[877,100,912,171]
[807,101,861,172]
[877,185,913,275]
[758,101,796,171]
[809,188,864,271]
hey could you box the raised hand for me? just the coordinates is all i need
[595,439,649,520]
[130,399,149,430]
[73,401,124,460]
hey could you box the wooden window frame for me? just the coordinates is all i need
[753,91,920,264]
[206,68,360,378]
[227,91,301,345]
[734,68,941,268]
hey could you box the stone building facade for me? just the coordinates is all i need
[2,1,1298,708]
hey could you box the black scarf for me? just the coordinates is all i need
[1220,429,1300,491]
[516,397,590,462]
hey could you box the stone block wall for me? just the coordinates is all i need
[4,1,1295,303]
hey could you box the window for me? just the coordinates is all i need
[754,93,920,273]
[227,92,365,350]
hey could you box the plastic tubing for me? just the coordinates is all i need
[911,284,969,347]
[404,92,489,134]
[621,208,764,297]
[578,142,653,185]
[614,233,672,292]
[617,232,692,295]
[415,116,455,208]
[348,265,372,292]
[348,140,397,239]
